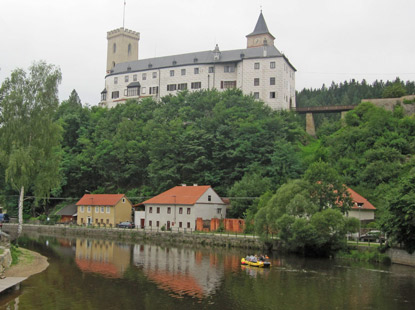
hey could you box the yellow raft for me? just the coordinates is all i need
[241,257,271,268]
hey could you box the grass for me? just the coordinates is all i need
[347,240,381,247]
[10,245,34,266]
[337,249,391,264]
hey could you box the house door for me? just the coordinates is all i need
[167,221,171,230]
[140,218,145,229]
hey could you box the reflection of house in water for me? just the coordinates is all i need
[133,244,224,299]
[75,239,131,278]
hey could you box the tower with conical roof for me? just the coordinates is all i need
[246,12,275,48]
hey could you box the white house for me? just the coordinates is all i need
[345,188,376,223]
[100,12,296,110]
[136,185,226,230]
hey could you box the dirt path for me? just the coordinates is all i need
[4,248,49,278]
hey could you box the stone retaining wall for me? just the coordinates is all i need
[386,248,415,267]
[2,224,267,250]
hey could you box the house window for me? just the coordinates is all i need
[149,207,153,214]
[167,207,171,214]
[224,65,235,73]
[191,82,201,89]
[114,77,118,84]
[221,81,236,89]
[149,220,152,227]
[95,207,99,213]
[133,74,137,82]
[254,62,260,69]
[101,219,104,223]
[112,91,119,99]
[170,70,175,77]
[101,207,104,213]
[95,218,98,224]
[270,61,276,69]
[152,72,157,79]
[125,75,129,83]
[149,86,159,94]
[187,222,191,228]
[217,208,222,214]
[157,221,160,227]
[157,207,160,214]
[106,206,110,213]
[270,77,276,85]
[181,69,186,75]
[80,206,84,213]
[142,73,147,80]
[87,206,91,213]
[178,83,187,90]
[179,222,183,228]
[194,68,199,74]
[270,92,276,99]
[208,195,211,202]
[187,208,191,215]
[209,66,214,73]
[254,78,260,86]
[106,219,109,224]
[167,84,177,91]
[179,207,183,214]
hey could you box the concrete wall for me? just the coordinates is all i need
[386,248,415,267]
[362,95,415,115]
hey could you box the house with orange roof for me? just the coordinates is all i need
[138,185,226,230]
[345,188,376,223]
[76,194,132,227]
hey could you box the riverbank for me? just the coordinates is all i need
[4,248,49,278]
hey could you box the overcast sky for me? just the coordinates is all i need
[1,0,414,105]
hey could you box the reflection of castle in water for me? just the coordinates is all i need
[75,239,131,278]
[133,244,224,299]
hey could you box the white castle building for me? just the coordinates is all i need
[100,12,296,110]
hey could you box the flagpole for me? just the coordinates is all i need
[123,1,126,28]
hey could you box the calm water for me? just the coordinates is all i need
[0,235,415,310]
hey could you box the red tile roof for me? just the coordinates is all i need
[348,188,376,210]
[76,194,125,206]
[142,186,211,205]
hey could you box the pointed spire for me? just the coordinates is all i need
[246,12,275,39]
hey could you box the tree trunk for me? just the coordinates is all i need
[17,186,24,236]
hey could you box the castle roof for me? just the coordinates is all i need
[246,12,275,39]
[107,44,296,77]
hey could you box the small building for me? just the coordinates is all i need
[76,194,132,227]
[346,188,376,224]
[56,204,77,224]
[139,185,226,230]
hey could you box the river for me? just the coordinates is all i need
[0,235,414,310]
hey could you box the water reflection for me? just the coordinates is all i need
[133,244,224,299]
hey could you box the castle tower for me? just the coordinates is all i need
[106,28,140,73]
[246,12,275,48]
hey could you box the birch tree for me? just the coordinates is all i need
[0,61,62,236]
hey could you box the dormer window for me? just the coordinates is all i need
[148,63,153,68]
[173,60,177,65]
[193,57,198,63]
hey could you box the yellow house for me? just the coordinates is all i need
[76,194,132,227]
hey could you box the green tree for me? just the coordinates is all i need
[0,61,62,235]
[382,82,407,98]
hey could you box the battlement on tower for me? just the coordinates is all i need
[107,28,140,40]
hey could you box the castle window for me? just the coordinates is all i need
[181,69,186,76]
[254,78,260,86]
[194,68,199,74]
[221,81,236,89]
[191,82,201,89]
[270,61,276,69]
[209,67,214,73]
[178,83,187,90]
[141,87,146,94]
[112,91,119,99]
[125,75,129,83]
[114,77,118,84]
[254,62,260,70]
[149,86,159,94]
[167,84,177,91]
[253,92,260,99]
[224,65,235,73]
[142,73,147,80]
[127,86,139,97]
[113,43,116,53]
[128,43,132,55]
[152,72,157,79]
[270,77,275,85]
[270,92,276,99]
[133,74,137,82]
[170,70,175,77]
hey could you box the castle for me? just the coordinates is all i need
[100,12,296,110]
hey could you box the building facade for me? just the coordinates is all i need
[76,194,132,227]
[100,12,296,110]
[138,185,226,231]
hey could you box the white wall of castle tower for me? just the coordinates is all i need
[106,28,140,73]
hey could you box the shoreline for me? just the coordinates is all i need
[4,248,49,278]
